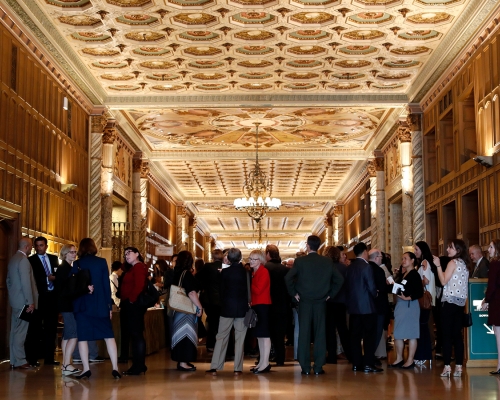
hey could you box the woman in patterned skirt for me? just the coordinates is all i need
[170,251,203,371]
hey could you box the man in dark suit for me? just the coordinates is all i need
[197,249,222,351]
[285,235,344,375]
[469,244,490,278]
[265,244,289,366]
[25,236,60,366]
[368,248,389,365]
[345,242,382,373]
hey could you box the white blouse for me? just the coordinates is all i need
[418,260,436,306]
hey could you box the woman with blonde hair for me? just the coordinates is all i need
[54,244,80,376]
[248,249,272,374]
[482,239,500,374]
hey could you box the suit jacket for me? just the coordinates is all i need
[472,257,489,278]
[369,261,389,315]
[345,257,377,315]
[285,252,344,303]
[6,251,38,309]
[29,253,59,295]
[197,260,221,307]
[219,262,248,318]
[265,259,290,313]
[331,261,348,304]
[72,255,113,318]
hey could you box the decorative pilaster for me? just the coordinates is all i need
[176,206,186,251]
[324,216,333,247]
[375,157,386,252]
[368,160,378,249]
[333,205,344,246]
[101,119,117,253]
[409,112,425,243]
[132,157,149,256]
[89,115,106,250]
[398,122,414,251]
[204,235,211,262]
[191,217,197,255]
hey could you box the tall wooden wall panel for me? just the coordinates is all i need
[147,183,176,248]
[0,23,89,254]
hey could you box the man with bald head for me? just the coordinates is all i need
[368,248,389,364]
[6,237,38,369]
[469,244,489,278]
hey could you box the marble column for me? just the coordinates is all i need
[399,123,414,251]
[101,118,117,264]
[375,157,386,253]
[132,157,149,257]
[333,205,344,247]
[325,216,333,247]
[191,217,197,255]
[408,112,425,243]
[368,160,377,249]
[204,235,211,262]
[176,206,186,252]
[89,115,106,250]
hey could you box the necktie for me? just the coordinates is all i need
[42,255,54,290]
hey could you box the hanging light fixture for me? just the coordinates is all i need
[246,220,266,250]
[234,122,281,222]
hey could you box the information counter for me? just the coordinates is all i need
[466,278,498,367]
[99,308,167,358]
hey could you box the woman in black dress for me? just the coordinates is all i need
[170,251,203,371]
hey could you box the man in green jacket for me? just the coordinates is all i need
[285,235,344,375]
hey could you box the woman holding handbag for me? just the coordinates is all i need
[170,250,203,371]
[120,247,149,375]
[414,241,436,366]
[248,250,272,374]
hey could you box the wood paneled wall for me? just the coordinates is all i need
[0,23,88,253]
[147,182,176,246]
[423,29,500,252]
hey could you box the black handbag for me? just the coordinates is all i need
[63,260,91,298]
[137,278,160,308]
[243,271,258,328]
[462,312,473,328]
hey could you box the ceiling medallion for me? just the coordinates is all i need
[45,0,92,10]
[109,84,141,91]
[415,0,464,5]
[58,15,102,27]
[91,61,128,69]
[328,83,361,90]
[167,0,215,7]
[151,84,185,91]
[172,13,218,27]
[230,12,277,27]
[191,73,226,80]
[390,46,430,56]
[343,30,384,41]
[398,30,440,41]
[234,30,275,41]
[376,72,411,80]
[183,46,222,56]
[290,12,336,25]
[82,48,120,57]
[284,83,317,90]
[372,83,404,90]
[71,32,112,42]
[234,122,281,223]
[240,83,273,90]
[338,45,378,55]
[406,13,453,25]
[287,45,326,56]
[332,72,365,80]
[347,12,394,26]
[239,72,273,79]
[284,72,319,80]
[290,0,341,6]
[178,31,220,41]
[188,60,225,69]
[228,0,279,7]
[195,83,229,91]
[286,59,323,69]
[288,30,330,41]
[139,61,177,69]
[101,73,135,81]
[132,47,171,56]
[383,60,421,69]
[145,73,181,81]
[335,60,371,68]
[236,46,274,56]
[237,60,273,68]
[125,32,166,42]
[106,0,153,7]
[115,14,160,26]
[352,0,402,5]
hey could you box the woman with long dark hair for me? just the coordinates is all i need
[120,247,149,375]
[433,239,469,378]
[170,250,203,371]
[388,252,423,369]
[72,238,120,379]
[413,241,436,366]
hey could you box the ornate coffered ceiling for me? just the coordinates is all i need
[4,0,499,254]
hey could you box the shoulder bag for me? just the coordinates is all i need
[63,260,91,299]
[168,270,196,314]
[244,271,258,328]
[418,285,432,310]
[137,278,160,308]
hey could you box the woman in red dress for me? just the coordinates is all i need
[248,249,272,374]
[483,239,500,374]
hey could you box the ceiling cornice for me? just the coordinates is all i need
[186,197,338,203]
[148,162,184,204]
[410,0,500,102]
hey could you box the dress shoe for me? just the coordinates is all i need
[400,362,415,369]
[254,364,271,374]
[388,361,404,368]
[75,370,91,379]
[45,360,60,366]
[11,363,31,370]
[123,366,147,375]
[314,369,325,375]
[301,370,311,375]
[205,369,217,376]
[177,362,196,372]
[112,370,122,379]
[364,365,384,373]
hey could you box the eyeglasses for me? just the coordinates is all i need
[68,251,77,254]
[124,251,134,256]
[249,258,260,261]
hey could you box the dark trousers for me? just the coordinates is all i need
[269,310,287,365]
[121,300,147,369]
[326,302,351,362]
[298,300,326,373]
[205,304,221,350]
[441,302,464,365]
[433,299,443,353]
[25,292,58,363]
[349,313,377,367]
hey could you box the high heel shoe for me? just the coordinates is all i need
[112,370,122,379]
[388,360,404,368]
[253,364,271,374]
[440,365,451,377]
[75,370,91,380]
[454,365,462,377]
[62,364,80,376]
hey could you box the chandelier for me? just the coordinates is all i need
[246,221,266,250]
[234,122,281,222]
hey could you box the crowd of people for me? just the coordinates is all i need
[6,234,500,379]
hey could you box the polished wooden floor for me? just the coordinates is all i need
[0,346,498,400]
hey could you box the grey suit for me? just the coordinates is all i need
[6,251,38,367]
[472,257,489,278]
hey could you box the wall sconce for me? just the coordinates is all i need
[400,141,412,167]
[473,155,493,168]
[61,183,77,193]
[63,97,69,111]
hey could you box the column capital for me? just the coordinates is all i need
[133,158,150,178]
[406,113,422,131]
[397,123,412,143]
[367,160,377,177]
[91,115,107,134]
[332,205,343,216]
[375,156,385,171]
[102,119,117,144]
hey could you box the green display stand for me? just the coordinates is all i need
[467,279,498,367]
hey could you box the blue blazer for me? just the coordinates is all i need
[72,255,112,318]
